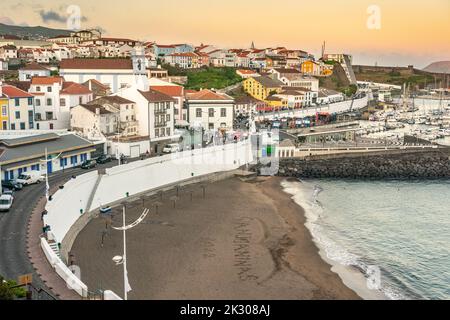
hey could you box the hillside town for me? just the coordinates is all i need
[0,29,363,180]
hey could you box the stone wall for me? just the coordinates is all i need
[278,149,450,179]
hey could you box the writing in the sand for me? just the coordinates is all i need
[200,237,216,259]
[233,217,258,281]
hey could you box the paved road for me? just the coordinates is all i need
[0,160,121,299]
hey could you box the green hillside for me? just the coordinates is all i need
[0,23,71,39]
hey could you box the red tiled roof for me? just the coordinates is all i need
[138,89,176,103]
[155,44,176,48]
[2,85,34,98]
[186,89,232,101]
[237,69,257,74]
[31,76,63,85]
[168,52,198,57]
[60,59,133,70]
[150,85,184,97]
[60,82,93,95]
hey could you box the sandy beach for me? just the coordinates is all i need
[71,176,360,300]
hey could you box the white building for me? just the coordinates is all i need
[164,52,199,69]
[236,53,251,68]
[70,104,118,138]
[236,69,260,79]
[0,59,8,71]
[185,89,234,131]
[88,95,138,136]
[117,86,176,154]
[208,50,236,67]
[59,47,148,93]
[317,88,345,104]
[275,88,319,108]
[19,63,51,81]
[149,78,185,122]
[0,45,17,60]
[267,68,320,91]
[29,77,93,130]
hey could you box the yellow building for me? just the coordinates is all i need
[301,60,316,75]
[301,60,333,76]
[243,76,284,101]
[0,95,8,130]
[265,96,287,110]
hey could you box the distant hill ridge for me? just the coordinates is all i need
[423,61,450,74]
[0,23,72,39]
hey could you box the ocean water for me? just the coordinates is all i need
[282,179,450,300]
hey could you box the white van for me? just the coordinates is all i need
[162,143,180,154]
[16,170,45,186]
[0,194,14,211]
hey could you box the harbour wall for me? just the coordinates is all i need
[278,148,450,179]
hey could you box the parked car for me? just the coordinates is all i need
[97,154,113,164]
[0,194,14,211]
[2,189,14,196]
[162,143,180,154]
[100,206,112,214]
[1,180,23,191]
[81,159,97,169]
[16,171,45,186]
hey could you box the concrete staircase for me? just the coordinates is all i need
[47,240,61,259]
[342,54,357,84]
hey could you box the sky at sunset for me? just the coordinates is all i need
[1,0,449,68]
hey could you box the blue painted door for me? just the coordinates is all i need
[47,161,53,174]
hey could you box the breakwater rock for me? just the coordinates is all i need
[278,150,450,179]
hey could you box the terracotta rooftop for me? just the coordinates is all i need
[60,59,133,70]
[60,82,93,95]
[150,85,184,97]
[31,76,63,86]
[237,69,258,74]
[186,89,233,101]
[1,85,34,98]
[138,89,176,103]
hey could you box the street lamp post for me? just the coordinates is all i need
[112,205,149,300]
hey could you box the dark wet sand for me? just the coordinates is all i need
[71,176,360,299]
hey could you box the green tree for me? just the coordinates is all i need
[0,275,27,300]
[0,276,16,300]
